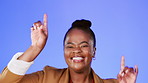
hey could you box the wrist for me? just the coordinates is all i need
[31,41,46,51]
[30,44,43,52]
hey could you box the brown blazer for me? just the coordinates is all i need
[0,66,118,83]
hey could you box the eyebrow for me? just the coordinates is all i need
[66,41,89,45]
[79,41,89,45]
[66,42,74,45]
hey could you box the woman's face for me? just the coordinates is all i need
[64,28,96,72]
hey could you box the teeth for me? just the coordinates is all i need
[73,57,83,60]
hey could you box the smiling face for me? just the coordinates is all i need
[64,28,96,73]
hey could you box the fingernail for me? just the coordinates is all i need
[37,27,40,29]
[40,25,43,29]
[34,26,37,30]
[125,70,129,73]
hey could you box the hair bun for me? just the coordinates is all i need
[72,19,92,28]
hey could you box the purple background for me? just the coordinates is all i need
[0,0,148,83]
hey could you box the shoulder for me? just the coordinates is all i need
[43,65,67,76]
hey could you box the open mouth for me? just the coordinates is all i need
[71,56,84,62]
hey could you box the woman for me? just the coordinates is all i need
[0,14,138,83]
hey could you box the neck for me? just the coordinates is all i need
[69,67,93,83]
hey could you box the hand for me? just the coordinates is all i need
[17,14,48,62]
[117,56,138,83]
[31,14,48,49]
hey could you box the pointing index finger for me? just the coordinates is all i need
[120,56,125,71]
[43,14,48,28]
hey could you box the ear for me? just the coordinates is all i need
[92,47,96,58]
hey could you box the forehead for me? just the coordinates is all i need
[65,29,92,44]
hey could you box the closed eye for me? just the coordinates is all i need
[81,45,89,48]
[66,46,74,48]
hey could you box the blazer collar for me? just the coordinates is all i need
[59,68,103,83]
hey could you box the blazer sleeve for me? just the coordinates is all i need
[0,67,44,83]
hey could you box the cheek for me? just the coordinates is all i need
[64,49,71,59]
[64,50,69,65]
[82,49,93,60]
[83,47,93,56]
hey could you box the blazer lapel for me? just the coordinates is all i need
[59,68,70,83]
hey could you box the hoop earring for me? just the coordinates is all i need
[93,57,96,60]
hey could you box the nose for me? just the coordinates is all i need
[72,47,82,53]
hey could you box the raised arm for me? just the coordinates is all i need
[18,14,48,62]
[117,56,138,83]
[0,14,48,83]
